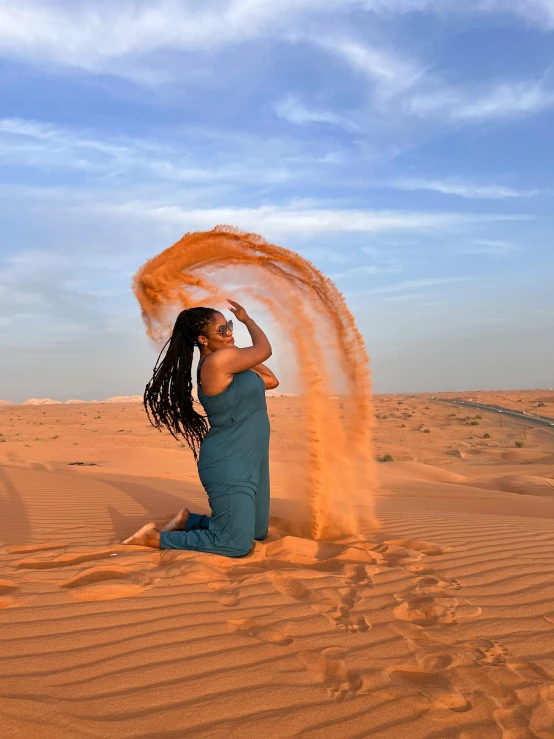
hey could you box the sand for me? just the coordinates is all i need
[1,391,554,738]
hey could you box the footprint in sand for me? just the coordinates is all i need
[413,575,463,593]
[392,622,477,672]
[467,672,545,739]
[298,647,363,702]
[0,579,20,608]
[208,580,240,607]
[386,669,468,714]
[227,618,292,646]
[394,557,477,627]
[393,623,554,736]
[404,563,436,574]
[475,640,509,666]
[532,684,554,737]
[342,563,377,587]
[269,572,371,633]
[386,665,470,712]
[315,601,371,632]
[393,594,460,626]
[382,540,446,556]
[316,588,371,633]
[418,651,455,672]
[506,660,553,682]
[268,571,311,601]
[374,540,446,568]
[61,565,156,601]
[391,619,554,739]
[404,559,463,591]
[377,545,426,568]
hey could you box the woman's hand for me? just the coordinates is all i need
[227,299,249,323]
[209,301,272,377]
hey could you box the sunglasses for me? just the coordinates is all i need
[205,319,234,337]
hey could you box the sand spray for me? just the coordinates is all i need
[133,225,376,540]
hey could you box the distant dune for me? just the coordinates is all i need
[101,395,143,403]
[21,398,61,405]
[493,474,554,497]
[10,391,294,406]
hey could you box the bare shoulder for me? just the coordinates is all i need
[206,347,238,366]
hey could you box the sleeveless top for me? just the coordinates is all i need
[195,357,270,497]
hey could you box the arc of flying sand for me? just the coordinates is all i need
[250,288,343,540]
[245,280,375,539]
[133,225,376,539]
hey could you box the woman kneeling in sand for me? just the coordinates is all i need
[122,299,278,557]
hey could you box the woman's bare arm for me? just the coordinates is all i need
[251,362,279,390]
[209,301,272,376]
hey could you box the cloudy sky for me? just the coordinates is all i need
[0,0,553,401]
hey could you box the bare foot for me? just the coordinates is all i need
[161,507,190,532]
[122,523,161,548]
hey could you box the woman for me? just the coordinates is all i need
[122,299,279,557]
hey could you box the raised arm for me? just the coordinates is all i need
[210,300,272,375]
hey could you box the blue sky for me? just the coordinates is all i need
[0,0,553,401]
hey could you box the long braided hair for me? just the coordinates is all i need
[144,307,217,461]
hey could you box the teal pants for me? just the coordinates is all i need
[159,457,270,557]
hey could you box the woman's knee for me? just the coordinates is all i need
[225,523,254,554]
[211,492,255,555]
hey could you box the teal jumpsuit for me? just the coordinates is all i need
[159,360,270,557]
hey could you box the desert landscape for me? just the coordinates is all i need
[1,389,553,739]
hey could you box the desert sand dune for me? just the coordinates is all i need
[492,474,554,497]
[379,461,469,484]
[101,395,143,403]
[21,398,61,405]
[1,393,554,738]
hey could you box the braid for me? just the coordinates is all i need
[144,307,217,461]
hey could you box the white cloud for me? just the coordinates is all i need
[313,36,425,99]
[274,95,357,131]
[1,2,553,137]
[0,1,360,77]
[392,178,541,199]
[1,0,553,82]
[80,199,528,236]
[390,1,554,28]
[1,183,529,240]
[459,239,519,256]
[0,116,315,186]
[311,34,554,126]
[358,1,554,28]
[347,277,468,296]
[408,80,554,122]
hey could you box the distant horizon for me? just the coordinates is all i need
[2,385,553,406]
